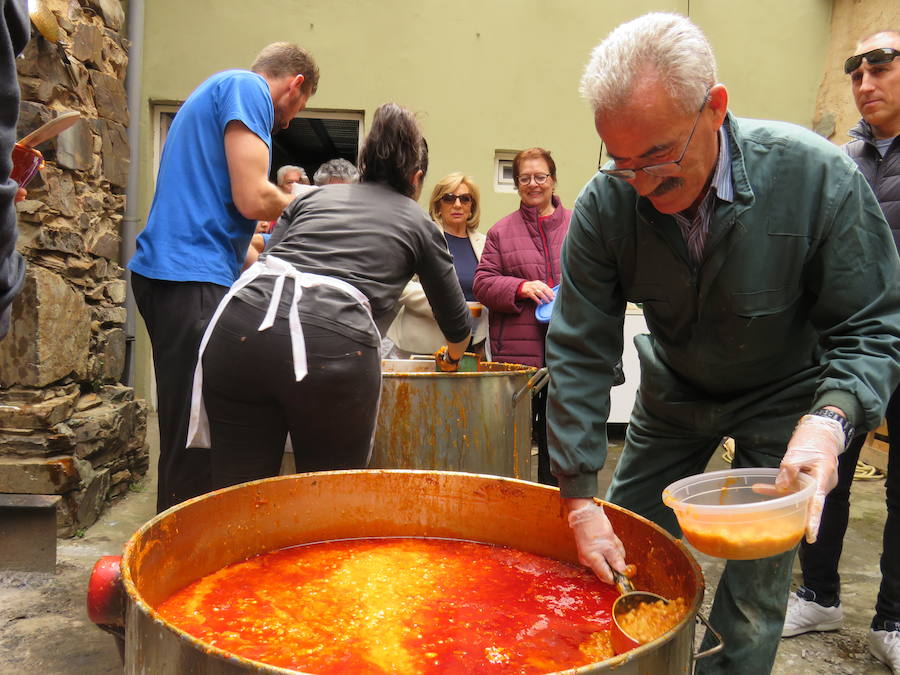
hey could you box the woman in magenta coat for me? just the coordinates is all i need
[473,147,571,485]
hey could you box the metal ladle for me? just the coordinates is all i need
[610,570,670,654]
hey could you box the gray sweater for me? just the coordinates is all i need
[238,181,472,347]
[0,0,28,338]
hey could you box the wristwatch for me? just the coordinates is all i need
[811,408,855,448]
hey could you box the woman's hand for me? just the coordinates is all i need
[14,188,26,203]
[517,280,555,305]
[434,345,460,372]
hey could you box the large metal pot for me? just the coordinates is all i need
[91,470,719,673]
[371,360,547,479]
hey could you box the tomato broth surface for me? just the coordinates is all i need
[157,537,620,673]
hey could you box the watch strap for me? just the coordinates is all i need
[810,408,855,448]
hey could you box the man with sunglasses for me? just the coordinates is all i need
[545,13,900,674]
[783,30,900,671]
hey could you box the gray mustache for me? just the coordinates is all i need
[650,177,684,197]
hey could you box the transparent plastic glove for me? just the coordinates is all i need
[433,345,459,372]
[567,502,627,584]
[777,414,844,544]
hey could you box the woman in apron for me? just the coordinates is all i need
[187,103,472,490]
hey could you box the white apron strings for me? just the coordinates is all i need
[186,255,376,449]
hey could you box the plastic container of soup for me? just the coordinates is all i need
[662,468,815,560]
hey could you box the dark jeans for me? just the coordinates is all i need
[799,384,900,623]
[607,333,820,674]
[132,273,227,512]
[201,298,381,489]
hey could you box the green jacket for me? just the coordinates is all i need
[546,113,900,498]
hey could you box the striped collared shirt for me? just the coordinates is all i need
[673,124,733,265]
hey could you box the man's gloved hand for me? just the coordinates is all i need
[433,345,460,372]
[567,500,627,584]
[777,413,845,544]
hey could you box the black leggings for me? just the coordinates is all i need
[201,298,382,490]
[533,387,557,486]
[799,384,900,622]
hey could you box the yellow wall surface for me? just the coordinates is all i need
[132,0,832,400]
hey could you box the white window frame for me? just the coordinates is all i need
[494,150,519,193]
[152,105,365,180]
[151,103,181,184]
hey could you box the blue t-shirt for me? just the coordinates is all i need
[445,233,478,301]
[128,70,273,286]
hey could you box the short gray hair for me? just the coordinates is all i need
[580,13,716,117]
[276,165,307,186]
[313,158,360,186]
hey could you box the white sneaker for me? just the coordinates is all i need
[781,589,843,637]
[869,629,900,673]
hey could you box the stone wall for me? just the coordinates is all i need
[0,0,147,536]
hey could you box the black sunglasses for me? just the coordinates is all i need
[440,193,473,205]
[844,47,900,74]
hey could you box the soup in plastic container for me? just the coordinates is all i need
[662,468,815,560]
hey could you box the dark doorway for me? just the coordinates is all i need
[271,113,362,184]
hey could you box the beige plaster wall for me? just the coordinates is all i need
[137,0,830,227]
[814,0,900,144]
[131,0,832,401]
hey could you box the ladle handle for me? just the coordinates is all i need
[613,571,634,595]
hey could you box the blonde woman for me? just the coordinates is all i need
[387,172,489,358]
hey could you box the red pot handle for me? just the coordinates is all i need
[87,555,125,627]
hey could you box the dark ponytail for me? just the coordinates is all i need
[358,103,428,198]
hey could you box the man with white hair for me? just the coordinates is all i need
[546,13,900,672]
[276,164,309,192]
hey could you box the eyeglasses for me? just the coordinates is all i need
[844,47,900,74]
[440,193,473,205]
[599,91,710,181]
[516,173,551,186]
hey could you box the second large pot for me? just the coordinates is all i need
[370,360,547,479]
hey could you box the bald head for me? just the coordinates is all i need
[848,30,900,139]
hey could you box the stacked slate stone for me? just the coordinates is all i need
[0,0,148,536]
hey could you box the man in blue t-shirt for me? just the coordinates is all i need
[128,42,319,512]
